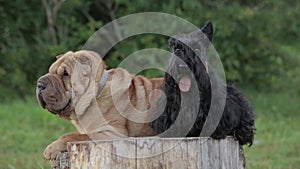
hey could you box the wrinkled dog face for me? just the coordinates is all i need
[36,51,103,118]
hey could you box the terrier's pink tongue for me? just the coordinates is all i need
[179,76,191,92]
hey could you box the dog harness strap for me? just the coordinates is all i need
[97,70,109,96]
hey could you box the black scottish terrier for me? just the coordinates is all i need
[151,21,255,146]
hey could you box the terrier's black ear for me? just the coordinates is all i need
[201,21,213,42]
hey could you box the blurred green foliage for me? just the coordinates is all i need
[0,0,299,101]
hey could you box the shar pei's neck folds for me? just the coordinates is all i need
[36,50,163,160]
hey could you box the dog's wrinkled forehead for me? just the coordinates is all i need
[48,50,102,76]
[49,51,76,75]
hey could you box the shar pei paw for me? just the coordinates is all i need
[43,140,67,160]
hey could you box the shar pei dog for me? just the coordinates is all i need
[36,50,163,160]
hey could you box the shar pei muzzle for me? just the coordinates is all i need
[36,50,163,160]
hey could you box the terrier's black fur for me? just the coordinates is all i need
[151,21,255,146]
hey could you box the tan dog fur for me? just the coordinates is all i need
[36,50,163,160]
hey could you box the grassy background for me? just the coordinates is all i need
[0,99,74,168]
[245,91,300,169]
[1,90,300,168]
[0,46,299,169]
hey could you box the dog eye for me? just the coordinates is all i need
[63,70,69,77]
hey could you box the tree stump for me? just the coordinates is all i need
[52,137,245,169]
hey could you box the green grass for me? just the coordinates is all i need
[0,99,74,169]
[243,43,300,168]
[244,90,300,169]
[0,90,299,169]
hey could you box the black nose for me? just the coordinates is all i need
[37,82,46,91]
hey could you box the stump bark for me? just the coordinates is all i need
[52,137,245,169]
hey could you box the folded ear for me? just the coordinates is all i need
[72,60,91,95]
[72,59,93,116]
[201,21,213,42]
[71,50,105,116]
